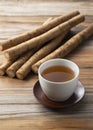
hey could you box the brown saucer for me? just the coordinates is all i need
[33,81,85,109]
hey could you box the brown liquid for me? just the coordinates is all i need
[42,66,75,82]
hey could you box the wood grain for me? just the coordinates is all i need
[0,0,93,129]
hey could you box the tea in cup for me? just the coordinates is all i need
[38,58,79,102]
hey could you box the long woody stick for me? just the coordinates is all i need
[5,14,84,61]
[0,11,79,51]
[32,23,93,74]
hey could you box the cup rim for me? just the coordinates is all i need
[38,58,79,85]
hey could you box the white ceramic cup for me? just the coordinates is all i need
[38,58,79,102]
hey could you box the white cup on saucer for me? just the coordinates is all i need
[38,58,79,102]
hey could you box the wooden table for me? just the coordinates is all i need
[0,0,93,129]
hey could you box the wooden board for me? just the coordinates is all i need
[0,0,93,129]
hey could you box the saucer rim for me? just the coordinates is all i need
[33,80,85,109]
